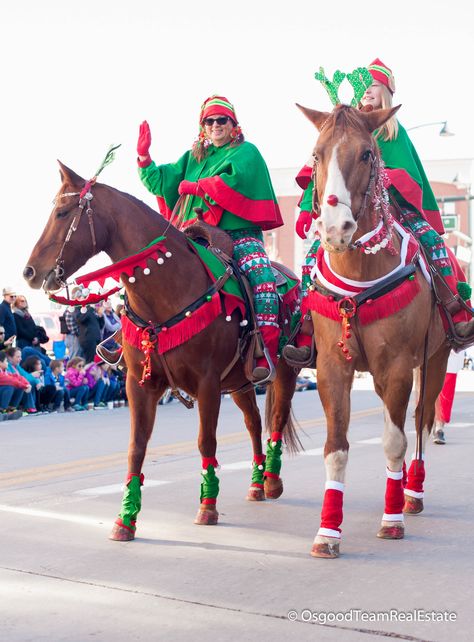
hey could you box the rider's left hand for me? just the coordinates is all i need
[178,180,199,196]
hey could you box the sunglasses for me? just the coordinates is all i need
[203,116,231,127]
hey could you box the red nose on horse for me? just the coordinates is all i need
[297,103,450,558]
[24,162,299,541]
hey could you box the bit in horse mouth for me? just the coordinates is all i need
[43,270,64,294]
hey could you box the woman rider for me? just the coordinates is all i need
[284,58,474,365]
[136,95,283,383]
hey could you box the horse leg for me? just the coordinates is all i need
[194,378,222,525]
[375,375,411,539]
[311,367,351,559]
[404,346,450,515]
[109,375,164,541]
[231,389,266,502]
[263,358,299,499]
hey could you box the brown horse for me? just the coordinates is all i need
[24,162,298,541]
[298,103,450,558]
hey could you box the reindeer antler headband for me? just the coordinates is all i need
[314,66,373,107]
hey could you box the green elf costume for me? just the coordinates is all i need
[136,95,283,382]
[284,58,474,364]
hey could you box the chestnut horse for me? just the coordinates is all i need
[24,163,298,541]
[298,104,450,558]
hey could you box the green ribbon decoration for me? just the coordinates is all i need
[251,461,265,486]
[265,438,283,477]
[200,464,220,502]
[94,143,122,178]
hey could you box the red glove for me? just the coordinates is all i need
[137,120,152,156]
[295,210,313,239]
[178,180,199,196]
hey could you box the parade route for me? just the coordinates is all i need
[1,387,473,641]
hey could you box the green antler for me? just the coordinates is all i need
[314,67,346,106]
[347,67,373,107]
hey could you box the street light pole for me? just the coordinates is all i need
[407,121,454,137]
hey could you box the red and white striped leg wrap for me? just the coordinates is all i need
[317,481,344,539]
[383,467,405,522]
[404,453,425,500]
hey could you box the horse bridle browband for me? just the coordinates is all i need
[52,183,98,287]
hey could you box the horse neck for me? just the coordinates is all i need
[328,206,401,281]
[96,186,209,321]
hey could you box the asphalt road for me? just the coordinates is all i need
[1,382,473,642]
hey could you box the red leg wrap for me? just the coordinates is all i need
[406,459,425,494]
[402,461,407,487]
[384,475,405,516]
[253,454,266,466]
[201,457,218,469]
[320,488,343,534]
[201,497,217,506]
[271,431,282,443]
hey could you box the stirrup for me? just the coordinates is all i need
[251,348,276,385]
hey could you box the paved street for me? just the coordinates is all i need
[1,378,473,642]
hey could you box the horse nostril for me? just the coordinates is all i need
[342,221,355,232]
[23,266,36,281]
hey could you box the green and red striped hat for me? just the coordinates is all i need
[367,58,396,94]
[200,95,239,124]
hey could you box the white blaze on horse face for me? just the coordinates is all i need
[315,143,357,250]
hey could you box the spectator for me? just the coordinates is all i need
[100,362,120,404]
[64,357,89,411]
[0,286,17,342]
[5,347,38,414]
[0,325,16,350]
[433,350,466,445]
[62,291,82,358]
[75,305,104,363]
[115,303,125,318]
[44,359,73,412]
[102,301,121,349]
[12,295,51,369]
[0,350,25,420]
[84,356,107,408]
[22,355,65,413]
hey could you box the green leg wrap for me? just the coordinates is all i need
[251,461,265,487]
[264,439,283,477]
[200,465,220,503]
[118,475,143,530]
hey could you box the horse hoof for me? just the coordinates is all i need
[264,477,283,499]
[311,541,340,558]
[194,508,219,525]
[246,486,265,501]
[109,523,135,541]
[377,524,405,539]
[403,496,424,514]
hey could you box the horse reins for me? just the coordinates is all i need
[53,181,98,287]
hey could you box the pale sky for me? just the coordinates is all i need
[1,0,473,310]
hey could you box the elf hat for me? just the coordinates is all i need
[367,58,396,94]
[200,95,238,124]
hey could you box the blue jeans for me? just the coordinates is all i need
[88,380,106,405]
[0,385,24,410]
[68,385,89,406]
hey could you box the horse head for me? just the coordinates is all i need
[297,103,400,253]
[24,162,110,292]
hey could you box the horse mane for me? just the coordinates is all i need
[325,104,369,137]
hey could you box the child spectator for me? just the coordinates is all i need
[5,347,39,414]
[0,350,25,419]
[84,356,107,409]
[44,359,73,412]
[64,357,89,411]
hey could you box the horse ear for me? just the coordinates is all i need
[361,105,401,133]
[296,103,331,131]
[57,160,85,185]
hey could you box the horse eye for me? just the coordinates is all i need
[361,150,372,163]
[56,209,70,219]
[313,153,320,164]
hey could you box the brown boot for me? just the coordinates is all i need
[282,344,311,364]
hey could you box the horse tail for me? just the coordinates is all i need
[264,383,302,455]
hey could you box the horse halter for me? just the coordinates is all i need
[52,181,98,288]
